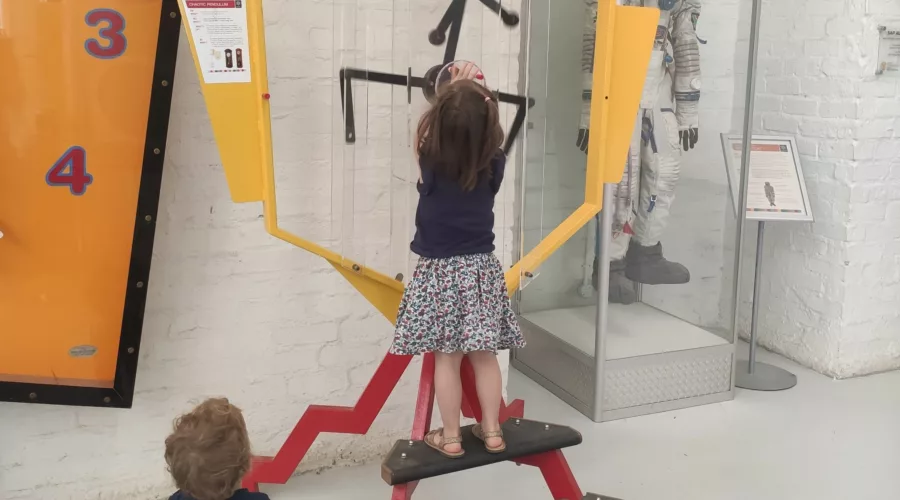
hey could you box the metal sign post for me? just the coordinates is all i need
[721,133,814,391]
[735,220,797,390]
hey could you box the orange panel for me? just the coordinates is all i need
[0,0,165,390]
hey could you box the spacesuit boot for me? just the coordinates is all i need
[599,258,637,304]
[624,241,690,285]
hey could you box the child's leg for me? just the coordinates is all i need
[434,351,465,453]
[466,351,504,448]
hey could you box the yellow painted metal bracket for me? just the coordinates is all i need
[178,0,657,322]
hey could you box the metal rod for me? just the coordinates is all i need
[592,184,615,422]
[444,0,466,64]
[729,0,763,358]
[339,68,528,149]
[748,221,765,373]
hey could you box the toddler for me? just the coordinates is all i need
[165,398,268,500]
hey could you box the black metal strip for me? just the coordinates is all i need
[479,0,520,26]
[0,0,181,408]
[340,66,531,154]
[112,0,182,409]
[430,0,519,61]
[504,102,527,156]
[339,69,356,142]
[407,66,412,104]
[443,0,466,65]
[341,68,429,142]
[429,1,457,46]
[343,68,411,86]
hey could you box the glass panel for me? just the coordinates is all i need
[596,0,749,416]
[513,0,598,412]
[266,0,418,277]
[264,0,349,260]
[609,0,749,359]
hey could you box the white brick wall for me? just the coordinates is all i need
[0,1,522,498]
[734,0,900,377]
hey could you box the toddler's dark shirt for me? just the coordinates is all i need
[169,489,269,500]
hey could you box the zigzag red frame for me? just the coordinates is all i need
[242,351,526,490]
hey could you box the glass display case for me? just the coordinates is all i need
[512,0,757,421]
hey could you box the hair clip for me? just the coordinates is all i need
[485,96,492,102]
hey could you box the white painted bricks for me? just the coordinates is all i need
[741,0,900,378]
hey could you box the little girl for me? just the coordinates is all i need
[390,62,526,458]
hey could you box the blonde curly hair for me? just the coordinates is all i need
[165,398,251,500]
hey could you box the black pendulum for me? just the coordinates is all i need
[339,0,532,156]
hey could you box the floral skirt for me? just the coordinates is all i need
[390,253,525,355]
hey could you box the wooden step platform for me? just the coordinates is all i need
[381,419,583,486]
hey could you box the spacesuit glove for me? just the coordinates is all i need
[577,97,592,153]
[675,99,699,151]
[679,128,699,151]
[577,128,590,154]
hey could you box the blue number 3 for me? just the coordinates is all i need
[85,9,127,59]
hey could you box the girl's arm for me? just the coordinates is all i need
[489,149,507,194]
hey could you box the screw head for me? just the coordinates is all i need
[29,392,37,400]
[515,419,521,425]
[161,80,169,87]
[136,281,144,288]
[145,215,153,222]
[170,11,177,18]
[408,440,414,446]
[545,424,550,430]
[103,397,111,404]
[401,453,407,459]
[127,347,135,354]
[153,148,161,155]
[352,264,361,272]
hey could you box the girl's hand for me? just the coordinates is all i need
[449,61,483,83]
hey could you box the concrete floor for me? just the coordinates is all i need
[266,346,900,500]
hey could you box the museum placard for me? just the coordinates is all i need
[721,134,814,222]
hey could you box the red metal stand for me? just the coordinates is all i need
[243,350,582,500]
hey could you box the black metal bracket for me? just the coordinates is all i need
[338,0,531,157]
[339,67,532,156]
[429,0,520,65]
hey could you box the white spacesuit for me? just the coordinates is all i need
[578,0,702,304]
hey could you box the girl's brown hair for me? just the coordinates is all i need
[416,79,505,191]
[164,398,251,500]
